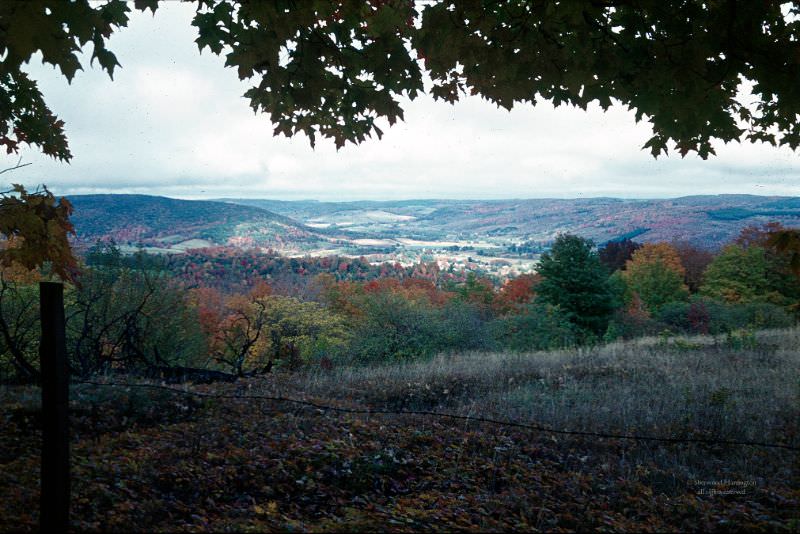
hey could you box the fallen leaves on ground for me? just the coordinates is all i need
[0,381,796,532]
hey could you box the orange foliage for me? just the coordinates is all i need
[494,273,540,313]
[189,282,273,365]
[318,277,365,317]
[626,292,651,319]
[401,278,452,306]
[362,277,452,306]
[625,243,686,277]
[0,237,41,284]
[319,275,457,319]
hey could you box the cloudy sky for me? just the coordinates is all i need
[6,3,800,201]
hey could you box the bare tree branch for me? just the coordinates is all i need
[0,157,32,176]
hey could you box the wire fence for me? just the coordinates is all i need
[72,379,800,453]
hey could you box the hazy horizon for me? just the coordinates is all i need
[60,191,800,203]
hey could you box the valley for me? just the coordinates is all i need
[67,194,800,279]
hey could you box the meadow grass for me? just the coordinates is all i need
[296,328,800,483]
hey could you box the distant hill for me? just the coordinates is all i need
[66,194,800,258]
[220,195,800,248]
[67,194,329,252]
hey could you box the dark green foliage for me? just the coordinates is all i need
[742,301,795,330]
[604,310,661,342]
[347,292,439,363]
[7,1,800,158]
[346,293,490,364]
[536,234,616,337]
[449,272,496,317]
[657,297,793,335]
[437,299,493,353]
[707,208,800,221]
[491,304,576,352]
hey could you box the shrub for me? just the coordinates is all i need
[605,304,662,341]
[656,296,793,335]
[491,303,577,351]
[437,299,493,353]
[740,301,794,330]
[66,264,207,377]
[346,291,444,363]
[346,292,491,363]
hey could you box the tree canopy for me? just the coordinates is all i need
[3,0,800,159]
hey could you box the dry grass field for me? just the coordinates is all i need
[1,329,798,531]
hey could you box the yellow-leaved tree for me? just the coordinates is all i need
[622,243,689,313]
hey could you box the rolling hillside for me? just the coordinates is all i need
[67,195,330,253]
[221,195,800,248]
[65,194,800,262]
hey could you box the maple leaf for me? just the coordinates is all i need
[0,184,78,282]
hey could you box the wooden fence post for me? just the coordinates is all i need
[39,281,69,532]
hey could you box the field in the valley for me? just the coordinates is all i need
[1,329,798,531]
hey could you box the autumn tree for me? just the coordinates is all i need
[255,295,350,371]
[701,244,772,304]
[200,282,272,377]
[315,274,369,319]
[4,1,800,160]
[598,239,641,273]
[451,272,496,316]
[194,280,350,374]
[734,223,800,307]
[622,243,689,313]
[625,243,685,275]
[536,234,616,337]
[673,241,715,293]
[494,273,540,314]
[0,185,76,280]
